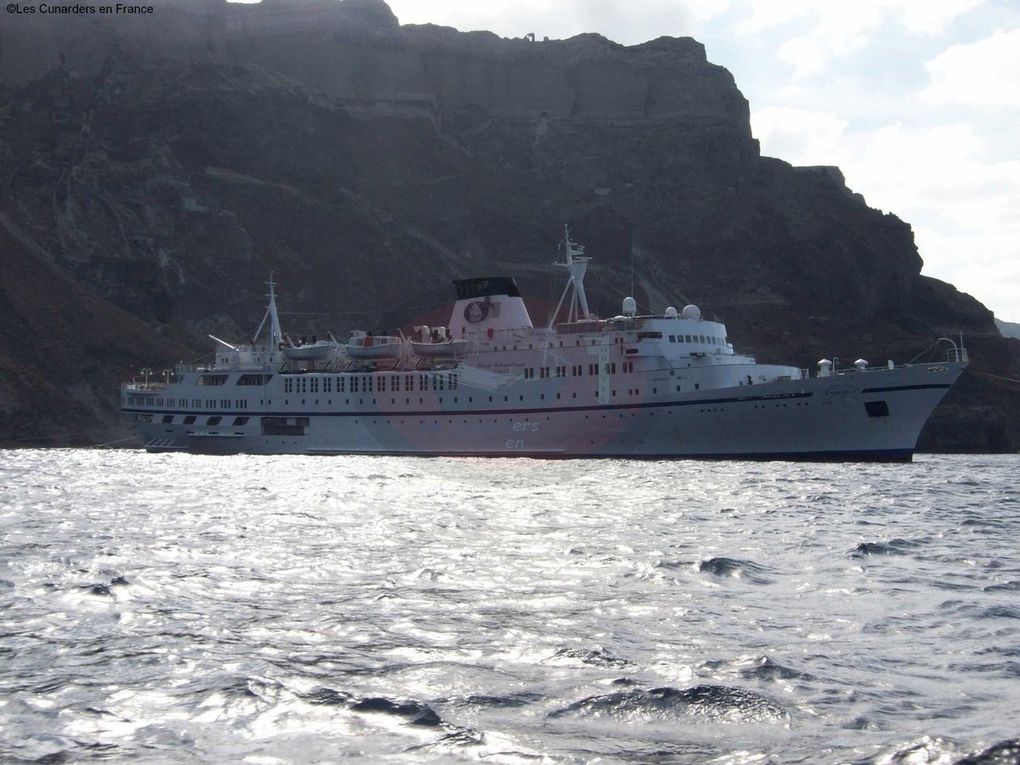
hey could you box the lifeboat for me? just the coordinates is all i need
[410,325,468,358]
[281,339,337,361]
[410,339,470,358]
[347,331,404,359]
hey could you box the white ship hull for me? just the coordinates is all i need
[123,361,963,461]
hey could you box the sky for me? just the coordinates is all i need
[383,0,1020,323]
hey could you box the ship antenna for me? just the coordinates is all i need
[630,246,634,299]
[548,225,592,329]
[253,271,284,347]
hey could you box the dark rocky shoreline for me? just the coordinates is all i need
[1,0,1017,450]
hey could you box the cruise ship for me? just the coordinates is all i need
[120,230,967,460]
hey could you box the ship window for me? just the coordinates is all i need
[162,415,174,424]
[184,416,196,425]
[865,400,890,418]
[238,374,272,386]
[199,374,228,386]
[233,416,249,426]
[207,416,222,426]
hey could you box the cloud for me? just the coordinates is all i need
[735,0,985,77]
[922,27,1020,108]
[915,226,1020,322]
[751,106,850,165]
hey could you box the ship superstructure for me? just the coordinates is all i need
[121,229,967,460]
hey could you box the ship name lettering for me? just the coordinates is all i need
[513,422,539,433]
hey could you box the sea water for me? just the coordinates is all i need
[1,450,1018,763]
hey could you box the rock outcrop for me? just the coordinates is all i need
[0,0,1017,449]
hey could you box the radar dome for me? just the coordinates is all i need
[681,304,701,321]
[664,306,678,319]
[622,297,637,317]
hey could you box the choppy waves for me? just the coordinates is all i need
[1,451,1019,763]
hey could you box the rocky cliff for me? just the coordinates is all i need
[1,0,1017,450]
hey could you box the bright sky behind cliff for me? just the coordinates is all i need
[384,0,1020,323]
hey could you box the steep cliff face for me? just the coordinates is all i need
[0,0,1016,449]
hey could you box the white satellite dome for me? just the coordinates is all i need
[622,297,637,317]
[681,304,701,321]
[664,306,678,319]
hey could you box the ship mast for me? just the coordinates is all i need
[549,225,592,327]
[252,272,283,348]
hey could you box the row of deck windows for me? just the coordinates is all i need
[127,395,258,410]
[670,334,726,346]
[283,373,458,395]
[524,363,619,379]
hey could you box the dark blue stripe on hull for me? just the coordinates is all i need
[300,448,915,463]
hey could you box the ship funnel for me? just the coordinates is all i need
[448,277,533,338]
